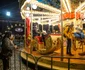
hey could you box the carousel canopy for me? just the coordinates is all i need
[19,0,85,24]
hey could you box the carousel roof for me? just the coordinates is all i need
[20,0,85,24]
[20,0,85,12]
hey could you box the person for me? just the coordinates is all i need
[74,24,84,39]
[52,30,56,34]
[42,30,47,46]
[1,32,17,70]
[33,29,39,39]
[47,29,51,34]
[64,22,74,56]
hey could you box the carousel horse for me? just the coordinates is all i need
[72,33,85,52]
[31,34,61,55]
[63,24,85,51]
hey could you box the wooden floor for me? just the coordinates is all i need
[21,43,85,70]
[25,47,85,63]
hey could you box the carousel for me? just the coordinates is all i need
[20,0,85,69]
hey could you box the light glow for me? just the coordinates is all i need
[26,0,31,2]
[20,0,62,24]
[65,0,71,12]
[32,4,37,9]
[6,11,11,16]
[62,0,71,12]
[22,10,58,16]
[62,0,69,12]
[27,7,30,10]
[21,0,63,14]
[75,2,85,12]
[37,18,41,24]
[26,13,30,17]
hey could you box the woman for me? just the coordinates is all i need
[1,32,17,70]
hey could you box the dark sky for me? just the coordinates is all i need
[0,0,18,6]
[0,0,22,21]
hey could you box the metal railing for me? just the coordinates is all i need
[11,49,37,70]
[36,55,85,70]
[1,49,85,70]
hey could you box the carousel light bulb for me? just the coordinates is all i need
[27,7,30,10]
[37,21,40,24]
[49,23,51,26]
[22,25,24,27]
[48,19,51,25]
[15,24,17,26]
[37,18,40,24]
[26,13,30,17]
[26,0,31,2]
[32,4,37,9]
[11,25,13,28]
[19,24,21,26]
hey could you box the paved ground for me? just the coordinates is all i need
[0,41,32,70]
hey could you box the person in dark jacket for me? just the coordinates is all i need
[42,30,47,46]
[1,32,17,70]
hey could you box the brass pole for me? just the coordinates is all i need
[31,4,33,39]
[60,0,64,61]
[24,19,26,47]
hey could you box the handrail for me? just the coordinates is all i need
[36,55,85,70]
[13,49,37,70]
[10,49,85,70]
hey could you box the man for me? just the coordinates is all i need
[64,22,74,56]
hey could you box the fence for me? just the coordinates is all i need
[0,49,85,70]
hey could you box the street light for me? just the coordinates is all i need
[6,11,11,32]
[6,11,11,17]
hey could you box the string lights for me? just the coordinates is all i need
[21,0,85,24]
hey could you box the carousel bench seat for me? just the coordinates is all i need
[34,36,44,50]
[34,36,43,44]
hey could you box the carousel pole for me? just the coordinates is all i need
[42,24,43,32]
[31,4,33,39]
[29,4,33,54]
[42,13,43,31]
[24,19,26,47]
[60,0,64,61]
[49,19,51,30]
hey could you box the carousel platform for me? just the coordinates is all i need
[20,46,85,70]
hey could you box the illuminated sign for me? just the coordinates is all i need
[15,28,23,32]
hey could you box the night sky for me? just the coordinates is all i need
[0,0,60,21]
[0,0,22,21]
